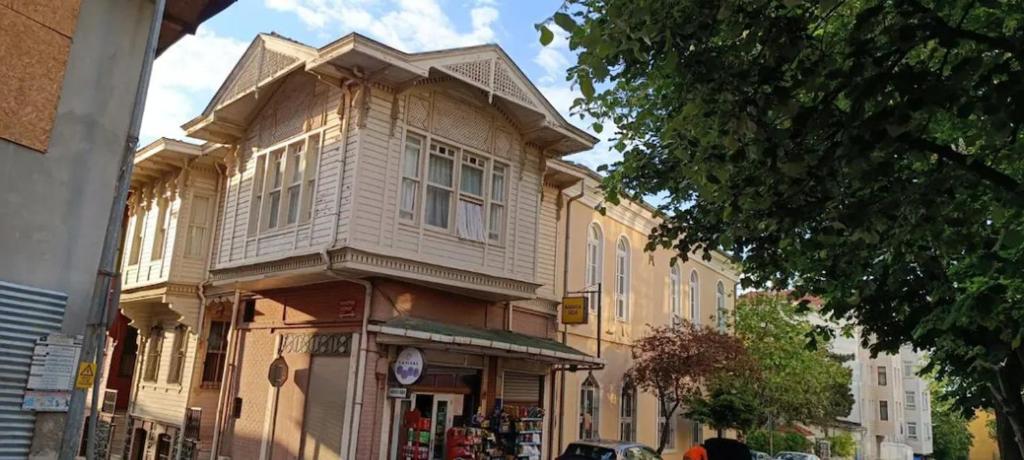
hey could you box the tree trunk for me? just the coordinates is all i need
[990,360,1024,460]
[997,409,1024,460]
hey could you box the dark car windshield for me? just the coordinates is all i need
[560,443,617,460]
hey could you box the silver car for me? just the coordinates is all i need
[556,440,663,460]
[774,452,821,460]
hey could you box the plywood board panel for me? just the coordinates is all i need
[10,0,81,37]
[0,6,71,152]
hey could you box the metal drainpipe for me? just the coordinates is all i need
[556,181,585,457]
[60,0,166,458]
[210,289,240,460]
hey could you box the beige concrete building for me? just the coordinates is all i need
[830,330,933,459]
[544,161,741,459]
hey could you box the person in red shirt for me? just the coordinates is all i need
[684,443,708,460]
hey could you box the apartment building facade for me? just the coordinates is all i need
[831,330,934,460]
[545,161,741,460]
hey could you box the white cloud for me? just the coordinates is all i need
[265,0,499,51]
[140,29,248,143]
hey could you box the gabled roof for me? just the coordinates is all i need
[185,32,597,155]
[182,33,316,143]
[308,33,598,154]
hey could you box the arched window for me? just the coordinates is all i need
[143,325,164,382]
[716,281,727,331]
[585,224,603,311]
[670,265,682,323]
[579,375,600,439]
[615,238,630,320]
[619,379,636,441]
[689,270,700,325]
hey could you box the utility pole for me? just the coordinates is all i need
[58,0,166,458]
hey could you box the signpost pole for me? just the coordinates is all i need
[596,282,602,359]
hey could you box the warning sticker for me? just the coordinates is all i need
[74,362,96,389]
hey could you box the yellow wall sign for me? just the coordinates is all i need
[75,362,96,389]
[562,296,589,325]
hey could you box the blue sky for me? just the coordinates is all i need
[140,0,617,169]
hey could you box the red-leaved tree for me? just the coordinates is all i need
[630,321,752,454]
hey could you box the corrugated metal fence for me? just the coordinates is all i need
[0,280,68,460]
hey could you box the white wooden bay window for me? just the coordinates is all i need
[248,131,322,236]
[400,131,509,244]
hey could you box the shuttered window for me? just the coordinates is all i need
[301,355,352,460]
[503,372,542,405]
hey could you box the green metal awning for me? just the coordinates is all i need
[367,316,603,368]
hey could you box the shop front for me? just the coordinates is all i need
[370,316,602,460]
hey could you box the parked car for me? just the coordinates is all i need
[751,450,772,460]
[774,452,821,460]
[556,440,663,460]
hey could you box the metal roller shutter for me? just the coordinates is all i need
[503,372,542,405]
[0,280,68,460]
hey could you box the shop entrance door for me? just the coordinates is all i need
[418,393,454,459]
[393,393,456,460]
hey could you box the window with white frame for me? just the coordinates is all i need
[456,152,487,241]
[689,270,700,325]
[166,325,187,384]
[488,164,505,242]
[907,422,918,439]
[580,375,600,439]
[128,207,147,265]
[400,135,423,220]
[620,380,636,441]
[615,238,630,320]
[151,198,170,260]
[903,361,914,377]
[879,400,889,421]
[670,265,682,323]
[143,325,164,382]
[400,132,509,243]
[248,132,321,234]
[906,391,916,410]
[692,422,703,444]
[586,224,603,311]
[716,280,727,331]
[659,398,677,450]
[425,142,456,229]
[185,195,211,258]
[878,366,888,386]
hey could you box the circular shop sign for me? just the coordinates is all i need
[393,347,424,385]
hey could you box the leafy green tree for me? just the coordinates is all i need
[541,0,1024,455]
[828,433,856,459]
[734,293,853,431]
[747,430,813,454]
[933,384,974,460]
[686,382,761,436]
